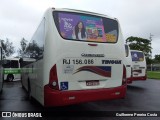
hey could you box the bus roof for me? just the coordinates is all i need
[52,8,117,20]
[4,57,20,61]
[130,50,143,53]
[23,58,36,62]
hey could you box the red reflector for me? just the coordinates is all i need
[49,65,59,90]
[122,65,127,85]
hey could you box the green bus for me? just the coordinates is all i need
[3,57,21,81]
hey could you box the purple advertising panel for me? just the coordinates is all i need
[58,13,106,42]
[131,51,144,61]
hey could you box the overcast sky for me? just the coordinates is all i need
[0,0,160,57]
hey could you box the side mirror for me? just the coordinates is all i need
[19,58,23,63]
[19,58,24,67]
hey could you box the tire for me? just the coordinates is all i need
[7,74,14,82]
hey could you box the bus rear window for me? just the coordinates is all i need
[131,51,144,62]
[53,11,118,43]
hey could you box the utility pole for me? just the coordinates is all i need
[149,33,153,58]
[149,33,153,41]
[149,33,153,71]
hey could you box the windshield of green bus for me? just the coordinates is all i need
[3,60,19,68]
[53,11,118,43]
[131,51,144,62]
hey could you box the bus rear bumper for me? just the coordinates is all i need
[44,84,127,107]
[132,75,147,81]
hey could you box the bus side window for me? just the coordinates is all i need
[125,45,129,57]
[25,18,45,60]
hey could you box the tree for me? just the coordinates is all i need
[25,40,43,59]
[146,57,153,65]
[152,54,160,63]
[154,55,160,61]
[126,36,152,65]
[126,36,152,57]
[1,38,15,58]
[18,38,28,57]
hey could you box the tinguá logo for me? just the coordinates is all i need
[102,60,122,64]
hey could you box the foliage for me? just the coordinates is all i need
[126,36,152,57]
[25,40,43,59]
[154,54,160,62]
[146,57,153,65]
[151,54,160,64]
[1,38,15,58]
[18,38,28,57]
[126,36,153,65]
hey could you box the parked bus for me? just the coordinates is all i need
[3,57,21,81]
[131,50,147,81]
[0,42,3,92]
[21,8,127,107]
[125,45,133,84]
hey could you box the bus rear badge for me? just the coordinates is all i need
[81,53,105,57]
[102,60,122,64]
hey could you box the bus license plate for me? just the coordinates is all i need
[86,80,99,86]
[134,65,139,69]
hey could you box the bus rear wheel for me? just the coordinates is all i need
[7,74,14,82]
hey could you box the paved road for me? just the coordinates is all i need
[0,79,160,120]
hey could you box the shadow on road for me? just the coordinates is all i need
[127,85,146,91]
[1,80,160,120]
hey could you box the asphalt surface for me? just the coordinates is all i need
[0,79,160,120]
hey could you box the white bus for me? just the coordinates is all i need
[3,57,21,81]
[21,8,127,107]
[0,42,3,92]
[125,45,133,84]
[131,50,147,81]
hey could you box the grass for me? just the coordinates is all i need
[147,71,160,80]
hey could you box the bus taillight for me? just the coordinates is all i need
[122,65,127,85]
[49,65,59,90]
